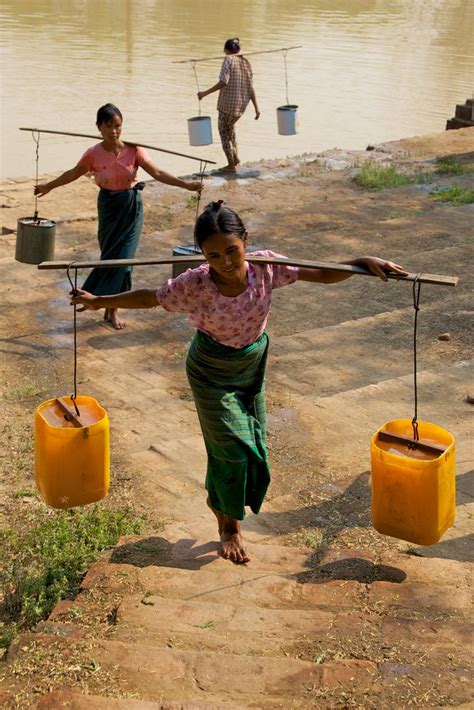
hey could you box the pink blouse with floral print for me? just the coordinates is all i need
[155,250,299,349]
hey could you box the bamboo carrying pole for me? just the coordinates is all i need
[37,256,458,287]
[19,128,217,165]
[172,45,303,64]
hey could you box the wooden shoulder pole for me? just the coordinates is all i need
[19,128,216,164]
[37,255,458,287]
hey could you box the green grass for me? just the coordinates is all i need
[9,376,42,401]
[435,156,471,175]
[430,186,474,205]
[353,161,415,190]
[185,194,199,209]
[0,506,144,649]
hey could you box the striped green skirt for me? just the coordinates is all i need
[82,184,144,295]
[186,330,270,521]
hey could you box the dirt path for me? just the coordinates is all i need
[0,128,473,707]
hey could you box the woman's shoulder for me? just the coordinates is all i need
[78,143,104,164]
[246,249,288,260]
[173,262,211,286]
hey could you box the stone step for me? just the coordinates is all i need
[8,633,472,708]
[35,689,240,709]
[38,593,472,669]
[106,535,316,575]
[77,541,472,621]
[80,559,367,612]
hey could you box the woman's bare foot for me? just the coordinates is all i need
[218,164,237,174]
[219,515,250,564]
[108,308,125,330]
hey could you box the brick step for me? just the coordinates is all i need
[7,633,472,708]
[38,595,473,667]
[455,103,474,121]
[446,117,474,130]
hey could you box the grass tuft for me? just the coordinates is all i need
[435,156,470,175]
[353,161,414,190]
[0,506,144,648]
[430,186,474,206]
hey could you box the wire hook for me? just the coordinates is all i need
[66,263,81,417]
[31,130,41,221]
[411,273,422,444]
[192,61,202,116]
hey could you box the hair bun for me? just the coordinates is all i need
[211,199,225,212]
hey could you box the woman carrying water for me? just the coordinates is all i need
[71,201,407,563]
[35,103,203,330]
[198,39,260,173]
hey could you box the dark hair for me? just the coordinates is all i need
[96,103,123,126]
[224,38,240,53]
[194,201,246,248]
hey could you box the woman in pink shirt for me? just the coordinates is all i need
[35,103,202,329]
[71,201,407,563]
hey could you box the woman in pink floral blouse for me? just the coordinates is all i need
[71,201,407,564]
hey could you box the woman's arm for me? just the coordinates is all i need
[197,80,226,100]
[71,288,160,311]
[140,159,203,192]
[297,257,409,284]
[35,162,89,196]
[250,88,260,119]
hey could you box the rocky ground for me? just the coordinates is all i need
[0,127,473,708]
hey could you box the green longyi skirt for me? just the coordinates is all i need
[186,330,270,520]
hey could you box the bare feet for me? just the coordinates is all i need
[103,307,125,330]
[219,516,250,564]
[206,498,249,563]
[218,164,237,174]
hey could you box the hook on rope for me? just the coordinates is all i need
[31,130,41,222]
[191,61,202,116]
[281,49,290,105]
[193,159,209,247]
[67,263,81,416]
[411,273,422,443]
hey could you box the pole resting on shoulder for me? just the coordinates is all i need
[19,128,217,165]
[37,255,458,287]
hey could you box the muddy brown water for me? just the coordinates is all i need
[2,0,473,180]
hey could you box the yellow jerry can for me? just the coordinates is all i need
[35,395,110,509]
[371,419,456,546]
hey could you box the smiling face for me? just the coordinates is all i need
[201,230,248,284]
[97,113,122,144]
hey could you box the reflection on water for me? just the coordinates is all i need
[1,0,473,179]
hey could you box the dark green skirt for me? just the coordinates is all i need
[186,331,270,520]
[82,184,144,295]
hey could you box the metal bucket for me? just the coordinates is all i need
[188,116,213,146]
[277,105,299,135]
[16,217,56,264]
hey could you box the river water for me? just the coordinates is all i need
[1,0,473,180]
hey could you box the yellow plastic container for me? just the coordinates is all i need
[371,419,455,545]
[35,395,110,509]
